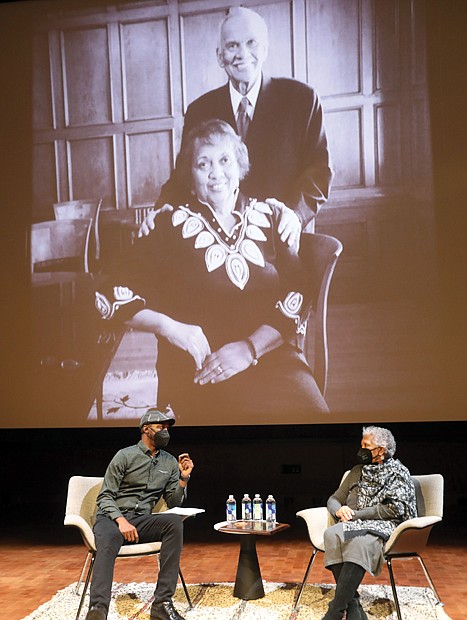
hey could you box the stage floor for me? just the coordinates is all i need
[3,527,466,620]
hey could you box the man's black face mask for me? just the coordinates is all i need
[152,429,170,448]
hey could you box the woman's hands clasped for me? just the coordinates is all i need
[336,505,355,522]
[130,311,255,383]
[158,316,211,370]
[157,313,252,383]
[194,341,253,385]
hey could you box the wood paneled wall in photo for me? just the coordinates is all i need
[32,0,435,303]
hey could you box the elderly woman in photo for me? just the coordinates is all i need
[322,426,417,620]
[96,119,328,423]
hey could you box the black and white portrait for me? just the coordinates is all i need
[9,0,459,428]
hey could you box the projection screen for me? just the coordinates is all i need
[3,0,460,428]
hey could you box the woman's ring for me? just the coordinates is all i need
[217,365,223,374]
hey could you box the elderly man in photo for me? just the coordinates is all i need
[85,407,194,620]
[141,6,333,246]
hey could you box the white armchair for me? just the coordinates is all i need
[64,475,196,620]
[383,473,444,619]
[294,473,444,619]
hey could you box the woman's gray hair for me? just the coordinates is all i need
[362,426,396,457]
[176,119,250,190]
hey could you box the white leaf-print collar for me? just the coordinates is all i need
[171,198,272,290]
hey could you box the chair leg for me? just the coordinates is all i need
[179,569,193,609]
[293,548,319,611]
[415,555,443,605]
[386,557,403,620]
[75,551,93,595]
[75,553,95,620]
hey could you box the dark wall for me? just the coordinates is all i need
[2,422,466,544]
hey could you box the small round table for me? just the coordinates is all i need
[214,520,290,600]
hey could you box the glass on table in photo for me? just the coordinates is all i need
[241,493,252,520]
[226,494,237,521]
[134,206,155,225]
[253,494,263,520]
[266,494,277,523]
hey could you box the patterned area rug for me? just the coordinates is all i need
[22,581,451,620]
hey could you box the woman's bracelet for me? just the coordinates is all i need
[245,337,259,366]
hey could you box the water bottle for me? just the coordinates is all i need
[253,493,263,520]
[266,494,277,523]
[226,494,237,521]
[241,494,252,520]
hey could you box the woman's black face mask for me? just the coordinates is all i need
[357,447,374,465]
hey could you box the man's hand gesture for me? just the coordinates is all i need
[137,204,173,237]
[266,198,302,252]
[178,453,194,479]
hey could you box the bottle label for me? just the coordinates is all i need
[266,501,276,522]
[226,502,236,521]
[242,502,252,520]
[253,501,263,520]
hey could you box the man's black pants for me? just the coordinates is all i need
[90,512,184,614]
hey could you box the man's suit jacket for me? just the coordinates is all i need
[158,75,333,227]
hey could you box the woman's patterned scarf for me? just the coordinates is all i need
[342,458,417,541]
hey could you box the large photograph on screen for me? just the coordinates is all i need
[24,0,447,428]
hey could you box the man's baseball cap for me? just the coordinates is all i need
[139,406,176,428]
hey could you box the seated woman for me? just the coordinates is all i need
[322,426,417,620]
[95,119,329,424]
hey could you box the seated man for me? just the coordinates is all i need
[322,426,416,620]
[86,407,194,620]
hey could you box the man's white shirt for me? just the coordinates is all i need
[229,77,262,123]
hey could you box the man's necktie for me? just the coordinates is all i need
[236,96,250,141]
